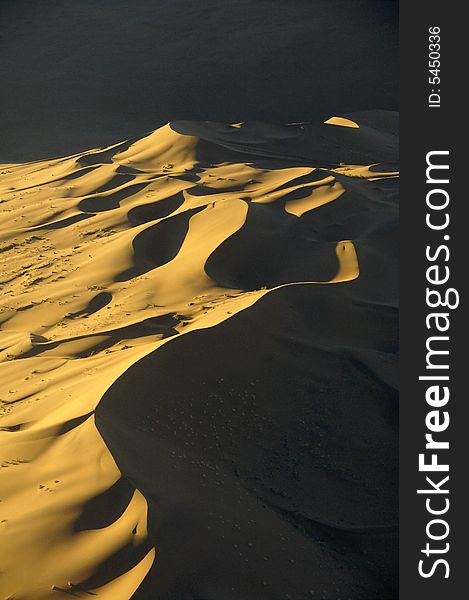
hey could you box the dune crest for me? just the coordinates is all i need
[0,114,397,598]
[324,116,360,129]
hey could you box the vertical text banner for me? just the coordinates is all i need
[400,1,467,598]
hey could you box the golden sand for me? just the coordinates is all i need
[324,116,360,129]
[0,117,397,598]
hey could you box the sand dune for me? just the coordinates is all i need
[0,112,398,599]
[0,0,398,162]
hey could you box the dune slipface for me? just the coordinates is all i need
[0,112,398,599]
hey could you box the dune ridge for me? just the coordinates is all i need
[0,113,398,599]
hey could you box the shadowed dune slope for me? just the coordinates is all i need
[0,112,397,599]
[0,0,398,161]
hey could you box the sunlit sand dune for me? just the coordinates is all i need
[0,112,398,599]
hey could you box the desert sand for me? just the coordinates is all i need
[0,111,398,599]
[0,0,398,162]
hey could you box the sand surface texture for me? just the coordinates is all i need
[0,112,398,599]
